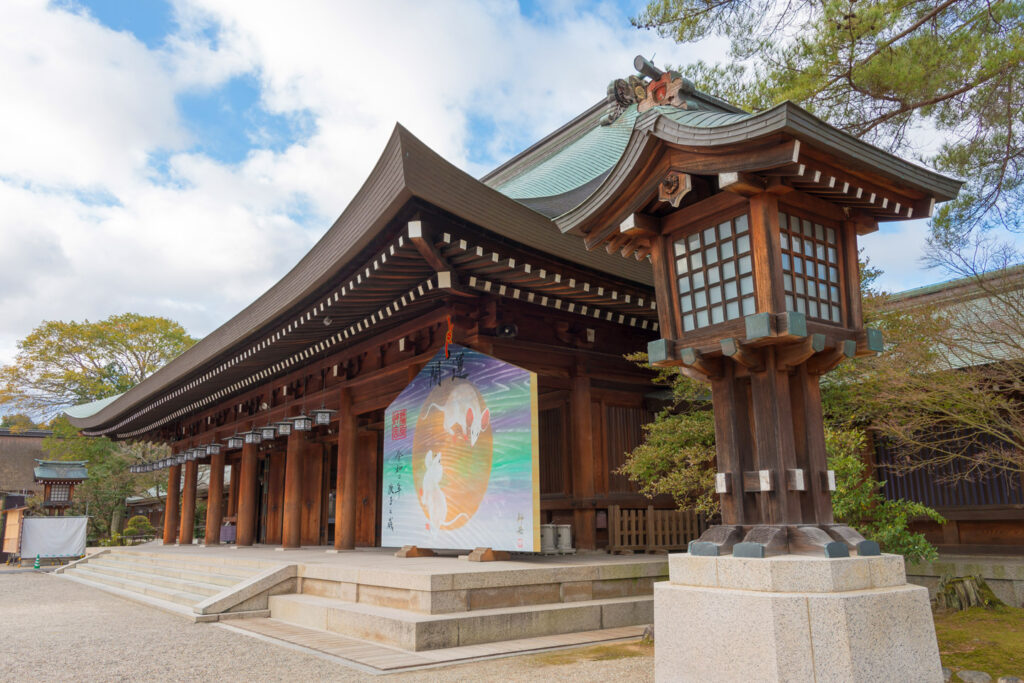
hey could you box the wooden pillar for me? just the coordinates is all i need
[570,368,596,550]
[334,388,357,550]
[282,430,305,548]
[236,443,258,546]
[227,461,239,517]
[204,450,225,545]
[179,459,198,545]
[162,464,180,545]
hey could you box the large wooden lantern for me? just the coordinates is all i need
[647,186,879,558]
[573,56,960,559]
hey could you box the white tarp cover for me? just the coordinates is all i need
[20,516,87,558]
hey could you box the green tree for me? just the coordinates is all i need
[826,428,943,563]
[633,0,1024,242]
[0,313,196,419]
[43,418,167,540]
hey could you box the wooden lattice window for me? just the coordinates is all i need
[778,212,843,323]
[672,214,757,333]
[49,483,70,503]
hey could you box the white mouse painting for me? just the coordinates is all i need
[424,380,491,446]
[421,449,470,538]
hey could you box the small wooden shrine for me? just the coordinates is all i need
[33,460,88,515]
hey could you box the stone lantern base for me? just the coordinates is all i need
[654,553,942,682]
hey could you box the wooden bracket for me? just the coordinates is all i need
[719,171,766,197]
[408,221,450,273]
[468,547,511,562]
[395,545,436,558]
[735,525,789,558]
[619,212,661,236]
[807,340,856,375]
[720,338,764,371]
[689,525,743,556]
[680,347,722,378]
[788,526,849,558]
[777,333,826,369]
[743,470,773,493]
[786,468,807,492]
[822,524,867,552]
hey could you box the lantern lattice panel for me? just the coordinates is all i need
[672,214,756,333]
[779,212,842,323]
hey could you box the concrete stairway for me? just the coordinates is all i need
[59,550,278,619]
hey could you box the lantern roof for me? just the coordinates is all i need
[33,459,89,482]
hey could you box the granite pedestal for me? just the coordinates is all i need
[654,553,943,682]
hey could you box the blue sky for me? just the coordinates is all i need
[0,0,956,370]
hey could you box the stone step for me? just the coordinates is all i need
[91,555,250,586]
[79,560,227,597]
[269,592,653,651]
[109,550,276,570]
[100,551,264,577]
[69,565,208,607]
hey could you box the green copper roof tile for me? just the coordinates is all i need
[654,106,752,128]
[64,393,124,419]
[496,105,639,200]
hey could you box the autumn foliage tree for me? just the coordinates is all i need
[1,313,193,538]
[0,313,195,420]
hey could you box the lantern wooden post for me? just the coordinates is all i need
[163,464,180,545]
[236,443,258,546]
[282,430,305,549]
[334,388,357,550]
[205,449,225,545]
[179,458,198,545]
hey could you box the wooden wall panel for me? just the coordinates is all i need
[539,405,568,495]
[264,453,285,545]
[604,404,652,494]
[301,443,324,546]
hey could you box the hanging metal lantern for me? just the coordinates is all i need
[292,413,313,431]
[243,429,263,445]
[175,453,187,465]
[273,419,292,436]
[260,424,277,440]
[311,406,337,426]
[206,442,222,456]
[225,434,244,450]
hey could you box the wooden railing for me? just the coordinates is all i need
[608,505,704,554]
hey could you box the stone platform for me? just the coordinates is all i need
[655,552,943,682]
[60,544,664,656]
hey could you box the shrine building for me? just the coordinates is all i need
[65,57,959,554]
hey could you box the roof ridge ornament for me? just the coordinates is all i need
[601,55,698,126]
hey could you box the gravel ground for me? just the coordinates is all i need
[0,573,654,682]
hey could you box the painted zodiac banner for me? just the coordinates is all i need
[381,343,540,552]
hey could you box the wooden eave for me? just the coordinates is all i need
[67,125,655,437]
[556,102,962,251]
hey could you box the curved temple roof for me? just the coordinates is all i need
[66,69,961,439]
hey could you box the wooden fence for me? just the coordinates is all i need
[608,505,704,554]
